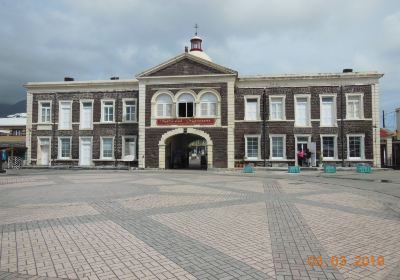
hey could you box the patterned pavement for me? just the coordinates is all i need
[0,170,399,280]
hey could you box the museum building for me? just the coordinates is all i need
[24,35,383,169]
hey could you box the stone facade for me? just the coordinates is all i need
[25,50,383,168]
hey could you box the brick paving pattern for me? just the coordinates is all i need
[0,170,399,279]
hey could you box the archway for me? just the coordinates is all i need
[158,128,213,169]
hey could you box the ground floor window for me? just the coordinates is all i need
[322,136,336,159]
[123,136,136,159]
[348,135,364,159]
[101,137,114,159]
[245,135,260,160]
[58,137,71,159]
[270,135,285,159]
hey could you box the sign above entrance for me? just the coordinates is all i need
[156,118,216,126]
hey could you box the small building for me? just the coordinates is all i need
[24,35,383,168]
[0,113,27,167]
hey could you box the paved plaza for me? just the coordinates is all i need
[0,169,399,280]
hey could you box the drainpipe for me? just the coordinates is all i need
[115,96,119,167]
[262,88,267,167]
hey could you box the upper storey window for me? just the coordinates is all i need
[177,93,195,118]
[200,93,218,116]
[244,96,260,121]
[346,94,363,120]
[295,96,311,127]
[270,96,285,120]
[102,100,114,122]
[39,101,51,123]
[156,94,173,117]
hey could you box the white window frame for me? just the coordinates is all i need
[269,134,286,160]
[345,93,364,120]
[269,95,286,121]
[176,91,196,118]
[152,90,175,120]
[80,100,94,130]
[244,134,261,160]
[347,134,365,160]
[38,100,52,124]
[244,95,260,121]
[58,137,72,160]
[294,95,311,127]
[101,99,115,123]
[320,135,338,160]
[100,136,115,160]
[319,95,337,127]
[198,91,220,117]
[122,135,137,159]
[123,98,137,122]
[58,100,72,130]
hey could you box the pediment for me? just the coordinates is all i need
[137,53,237,78]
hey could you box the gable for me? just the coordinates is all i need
[137,53,237,78]
[149,58,226,76]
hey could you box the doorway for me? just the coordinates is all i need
[295,136,310,167]
[79,137,92,166]
[38,137,50,166]
[165,133,207,169]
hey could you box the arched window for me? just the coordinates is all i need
[200,93,218,116]
[156,94,172,117]
[177,93,195,117]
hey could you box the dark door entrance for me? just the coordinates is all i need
[393,142,400,170]
[165,133,207,170]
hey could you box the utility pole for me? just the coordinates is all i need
[382,110,385,128]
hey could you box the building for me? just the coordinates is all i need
[0,113,27,168]
[24,35,383,169]
[381,108,400,169]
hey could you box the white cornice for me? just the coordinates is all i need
[237,72,384,87]
[24,79,139,93]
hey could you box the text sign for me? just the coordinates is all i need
[156,118,216,126]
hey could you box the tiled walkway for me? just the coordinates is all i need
[0,170,399,279]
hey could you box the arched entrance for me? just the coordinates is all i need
[158,128,213,169]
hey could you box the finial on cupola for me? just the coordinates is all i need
[190,24,203,51]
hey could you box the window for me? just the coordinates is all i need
[200,93,218,116]
[270,136,285,159]
[12,129,22,136]
[295,96,310,126]
[123,136,136,159]
[348,135,364,159]
[59,101,72,129]
[123,99,137,122]
[156,94,173,117]
[80,101,93,129]
[245,97,259,120]
[177,93,195,118]
[270,97,285,120]
[58,137,71,159]
[102,100,114,122]
[320,96,336,126]
[101,137,114,159]
[39,102,51,123]
[346,94,363,119]
[321,136,336,159]
[245,135,260,160]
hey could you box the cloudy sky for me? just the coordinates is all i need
[0,0,399,127]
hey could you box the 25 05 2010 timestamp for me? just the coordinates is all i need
[307,255,385,268]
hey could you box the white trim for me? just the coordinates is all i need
[345,93,364,120]
[101,99,115,123]
[244,134,261,160]
[198,89,221,119]
[294,94,311,127]
[79,99,94,130]
[319,94,337,127]
[79,136,93,166]
[26,92,33,165]
[122,135,137,160]
[269,134,287,160]
[38,100,52,124]
[100,136,115,160]
[371,84,381,167]
[347,134,365,160]
[122,98,137,122]
[138,82,146,168]
[58,136,72,160]
[244,95,261,121]
[269,95,286,121]
[58,100,73,130]
[320,134,338,160]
